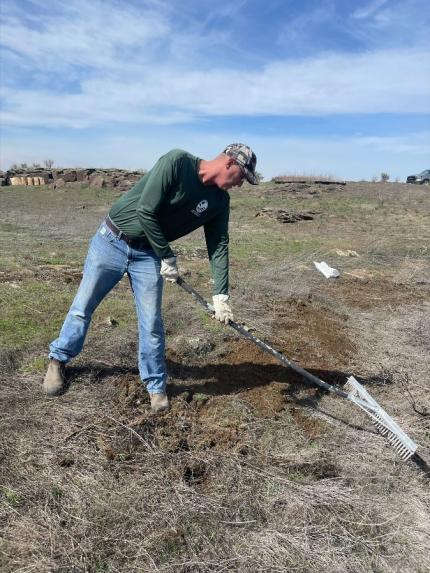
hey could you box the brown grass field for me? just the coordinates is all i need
[1,179,429,572]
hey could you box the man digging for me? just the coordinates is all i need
[43,144,258,412]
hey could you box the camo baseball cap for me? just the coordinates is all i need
[223,143,258,185]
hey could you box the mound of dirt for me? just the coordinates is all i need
[256,207,319,223]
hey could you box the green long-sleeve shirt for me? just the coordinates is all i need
[108,149,230,294]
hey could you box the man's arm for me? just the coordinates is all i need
[135,152,178,259]
[203,205,230,295]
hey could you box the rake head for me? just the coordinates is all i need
[345,376,417,461]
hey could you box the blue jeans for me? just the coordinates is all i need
[49,222,166,394]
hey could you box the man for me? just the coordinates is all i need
[43,143,258,411]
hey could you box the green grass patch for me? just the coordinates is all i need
[0,281,75,350]
[316,196,380,215]
[0,279,136,352]
[198,308,223,331]
[0,225,87,269]
[231,231,321,261]
[1,486,24,508]
[19,355,48,373]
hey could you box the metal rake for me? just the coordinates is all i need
[176,277,417,461]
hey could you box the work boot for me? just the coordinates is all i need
[150,392,169,413]
[43,358,65,397]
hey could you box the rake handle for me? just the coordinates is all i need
[176,277,349,399]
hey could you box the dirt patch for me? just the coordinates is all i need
[0,264,83,285]
[263,297,356,371]
[100,329,333,459]
[285,459,340,481]
[289,407,327,440]
[319,275,428,311]
[105,380,250,456]
[108,363,283,453]
[0,268,35,283]
[256,207,320,223]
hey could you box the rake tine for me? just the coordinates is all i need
[344,377,417,460]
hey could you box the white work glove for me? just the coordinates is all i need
[160,256,179,282]
[212,294,234,324]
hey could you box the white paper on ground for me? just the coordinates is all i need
[313,261,340,278]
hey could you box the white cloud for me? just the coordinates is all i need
[1,47,429,129]
[352,0,389,20]
[1,0,429,128]
[0,0,170,74]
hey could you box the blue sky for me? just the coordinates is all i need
[0,0,429,180]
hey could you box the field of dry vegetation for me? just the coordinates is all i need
[1,179,429,572]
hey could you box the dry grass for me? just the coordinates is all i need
[1,368,429,573]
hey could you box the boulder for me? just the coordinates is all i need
[76,169,95,181]
[89,175,106,188]
[62,171,77,182]
[4,167,144,189]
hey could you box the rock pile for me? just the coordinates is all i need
[263,182,346,197]
[256,207,320,223]
[0,167,146,192]
[272,176,346,185]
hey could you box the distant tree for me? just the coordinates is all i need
[255,171,264,183]
[380,172,390,182]
[20,162,28,169]
[44,159,55,168]
[371,176,378,183]
[32,162,41,168]
[10,163,19,170]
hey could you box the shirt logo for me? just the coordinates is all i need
[191,199,208,217]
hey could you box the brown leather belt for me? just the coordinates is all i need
[104,216,134,245]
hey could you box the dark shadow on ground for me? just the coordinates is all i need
[410,453,430,479]
[67,359,389,401]
[67,360,353,395]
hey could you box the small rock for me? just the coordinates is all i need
[334,249,359,257]
[170,335,215,356]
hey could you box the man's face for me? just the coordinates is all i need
[218,158,246,190]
